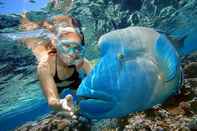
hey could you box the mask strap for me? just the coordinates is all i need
[57,26,81,38]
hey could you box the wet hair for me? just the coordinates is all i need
[51,15,85,46]
[70,17,85,46]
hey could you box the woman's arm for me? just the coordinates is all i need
[37,55,62,111]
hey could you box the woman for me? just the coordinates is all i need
[21,15,92,111]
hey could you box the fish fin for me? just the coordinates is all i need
[157,28,197,57]
[167,35,187,49]
[177,29,197,56]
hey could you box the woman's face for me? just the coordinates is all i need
[52,16,84,66]
[56,33,84,66]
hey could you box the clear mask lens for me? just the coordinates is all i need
[57,39,85,65]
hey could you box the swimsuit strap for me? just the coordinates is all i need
[54,54,79,83]
[54,55,81,93]
[65,65,79,81]
[54,54,62,83]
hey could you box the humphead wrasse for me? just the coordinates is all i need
[76,27,197,119]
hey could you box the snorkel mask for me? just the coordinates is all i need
[55,22,85,65]
[56,39,84,65]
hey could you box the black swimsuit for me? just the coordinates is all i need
[54,56,82,93]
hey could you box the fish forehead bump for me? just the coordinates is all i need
[98,28,135,54]
[98,27,156,57]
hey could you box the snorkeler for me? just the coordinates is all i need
[20,14,92,112]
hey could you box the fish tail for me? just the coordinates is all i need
[168,28,197,57]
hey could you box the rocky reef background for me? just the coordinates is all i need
[2,0,196,59]
[0,0,197,130]
[68,0,197,59]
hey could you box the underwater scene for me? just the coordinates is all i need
[0,0,197,130]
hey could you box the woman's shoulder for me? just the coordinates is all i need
[37,53,56,76]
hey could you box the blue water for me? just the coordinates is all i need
[0,0,197,130]
[0,34,49,130]
[0,100,49,131]
[0,88,76,131]
[0,0,48,14]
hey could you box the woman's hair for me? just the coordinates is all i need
[40,15,85,55]
[70,17,85,46]
[51,15,85,45]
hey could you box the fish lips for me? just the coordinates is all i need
[77,90,115,119]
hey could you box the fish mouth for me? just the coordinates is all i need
[77,91,115,118]
[78,94,113,101]
[77,90,114,102]
[79,96,103,101]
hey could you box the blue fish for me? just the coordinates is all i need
[77,27,197,119]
